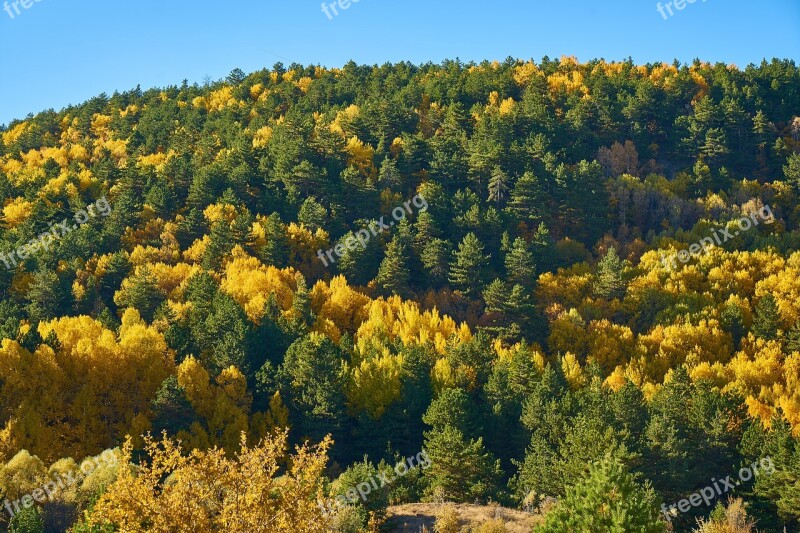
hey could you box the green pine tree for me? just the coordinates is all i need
[375,235,411,297]
[422,425,503,503]
[505,237,537,289]
[449,232,489,297]
[487,166,510,207]
[507,171,547,223]
[787,320,800,353]
[536,455,665,533]
[593,247,627,300]
[259,212,289,267]
[752,294,780,341]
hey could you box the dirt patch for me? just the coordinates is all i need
[384,503,542,532]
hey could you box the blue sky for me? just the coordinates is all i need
[0,0,798,126]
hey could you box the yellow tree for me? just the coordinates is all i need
[85,430,333,533]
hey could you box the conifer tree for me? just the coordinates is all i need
[752,294,780,341]
[375,235,411,297]
[505,237,536,289]
[593,247,626,300]
[536,456,665,533]
[449,232,489,297]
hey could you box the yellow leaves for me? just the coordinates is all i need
[137,150,175,171]
[219,252,296,321]
[2,122,28,145]
[206,86,240,112]
[513,61,543,86]
[347,351,405,419]
[90,113,113,138]
[92,137,129,165]
[204,202,238,225]
[184,235,210,263]
[637,319,732,379]
[177,358,253,452]
[0,313,173,461]
[345,136,376,178]
[313,275,371,336]
[498,97,516,116]
[548,308,588,358]
[249,83,264,100]
[2,197,33,227]
[119,104,140,117]
[330,104,360,136]
[252,125,273,148]
[547,70,589,96]
[86,430,332,533]
[561,353,586,390]
[296,76,314,93]
[587,319,636,374]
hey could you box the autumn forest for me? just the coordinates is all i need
[1,56,800,532]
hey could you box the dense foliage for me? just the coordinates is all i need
[1,57,799,531]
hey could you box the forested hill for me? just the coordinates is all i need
[1,58,800,531]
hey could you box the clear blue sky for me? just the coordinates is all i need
[1,0,798,126]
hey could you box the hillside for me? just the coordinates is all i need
[0,58,799,531]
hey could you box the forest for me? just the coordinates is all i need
[0,56,799,532]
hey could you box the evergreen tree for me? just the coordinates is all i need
[114,267,164,323]
[375,235,411,297]
[787,320,800,353]
[507,171,547,223]
[721,302,746,348]
[297,197,328,232]
[449,232,489,297]
[202,219,234,271]
[752,294,780,341]
[505,237,536,289]
[536,456,665,533]
[487,166,510,207]
[259,212,289,267]
[593,247,626,300]
[420,238,451,288]
[422,425,503,503]
[25,268,68,323]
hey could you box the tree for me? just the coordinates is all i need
[449,233,489,297]
[785,153,800,193]
[422,388,478,439]
[259,213,289,267]
[487,166,510,206]
[85,430,333,532]
[25,268,69,323]
[507,171,547,223]
[593,247,626,300]
[505,237,536,289]
[422,425,502,503]
[787,320,800,353]
[536,455,665,533]
[114,267,165,323]
[297,197,328,232]
[752,294,780,341]
[375,235,411,297]
[420,239,451,288]
[278,334,347,442]
[694,499,756,533]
